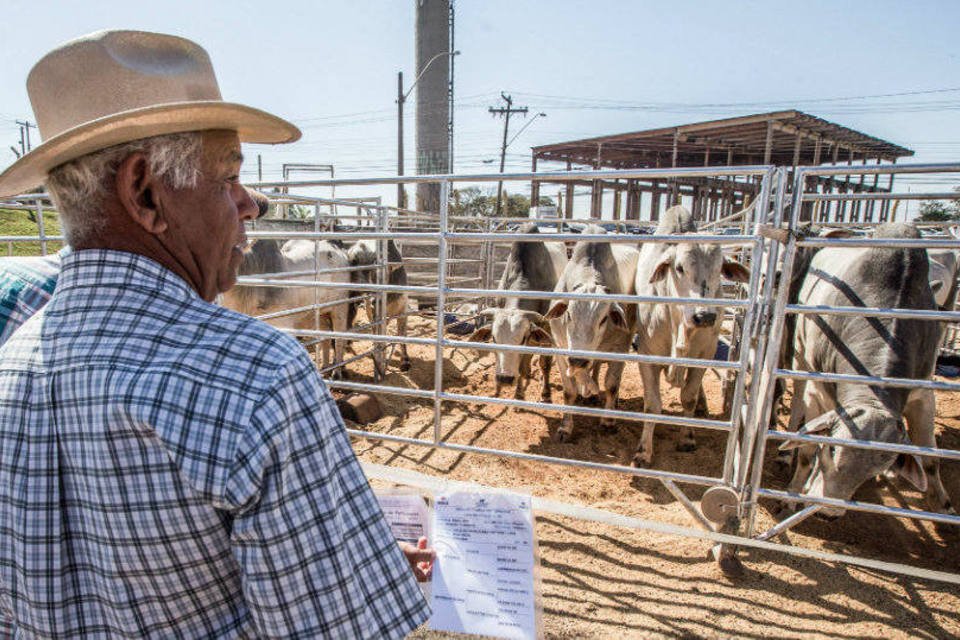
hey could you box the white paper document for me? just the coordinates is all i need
[376,491,431,544]
[430,491,539,640]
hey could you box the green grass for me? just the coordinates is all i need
[0,208,64,256]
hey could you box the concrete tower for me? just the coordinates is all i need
[415,0,451,214]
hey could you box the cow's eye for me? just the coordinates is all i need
[676,265,685,275]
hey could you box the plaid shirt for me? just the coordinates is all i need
[0,252,63,346]
[0,249,428,639]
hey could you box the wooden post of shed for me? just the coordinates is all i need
[791,132,805,219]
[887,160,898,221]
[612,179,621,220]
[564,160,574,219]
[591,144,603,219]
[650,181,661,222]
[866,159,881,221]
[626,179,640,220]
[851,157,868,222]
[670,129,680,205]
[763,120,774,164]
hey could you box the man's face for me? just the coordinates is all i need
[159,130,256,301]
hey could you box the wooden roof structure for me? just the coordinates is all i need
[531,110,913,169]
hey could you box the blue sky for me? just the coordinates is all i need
[2,0,959,210]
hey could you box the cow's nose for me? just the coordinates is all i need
[692,311,717,327]
[495,374,515,384]
[568,358,589,369]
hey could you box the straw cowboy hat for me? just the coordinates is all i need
[0,29,300,198]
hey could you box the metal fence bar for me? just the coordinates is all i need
[756,488,960,527]
[433,180,450,445]
[248,165,774,189]
[804,192,960,202]
[237,277,752,308]
[766,430,960,461]
[754,506,822,541]
[346,428,728,487]
[785,304,960,322]
[777,368,960,393]
[281,326,742,369]
[721,168,773,484]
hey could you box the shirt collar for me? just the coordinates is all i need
[56,249,200,302]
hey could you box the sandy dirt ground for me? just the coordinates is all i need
[320,314,959,639]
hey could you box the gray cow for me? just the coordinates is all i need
[347,239,411,372]
[632,206,750,467]
[544,225,639,441]
[468,223,567,399]
[780,223,955,521]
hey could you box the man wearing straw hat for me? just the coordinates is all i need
[0,30,431,638]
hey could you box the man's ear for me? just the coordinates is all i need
[115,152,168,234]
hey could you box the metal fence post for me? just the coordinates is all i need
[434,180,450,443]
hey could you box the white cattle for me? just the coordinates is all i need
[544,225,639,441]
[468,223,567,400]
[780,223,955,521]
[221,238,352,378]
[632,206,750,467]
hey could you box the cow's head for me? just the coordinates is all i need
[543,283,629,394]
[779,406,926,519]
[468,308,552,386]
[650,242,750,330]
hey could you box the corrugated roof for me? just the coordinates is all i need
[532,110,913,168]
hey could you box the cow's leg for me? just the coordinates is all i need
[331,305,349,380]
[696,385,709,417]
[515,354,532,400]
[633,364,662,468]
[539,355,553,403]
[677,368,706,452]
[774,378,809,473]
[396,313,411,371]
[555,355,576,441]
[599,361,624,431]
[320,313,332,372]
[391,296,411,372]
[904,389,956,519]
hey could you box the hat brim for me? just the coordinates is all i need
[0,101,301,198]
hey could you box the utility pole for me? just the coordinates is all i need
[488,93,527,216]
[16,120,37,153]
[396,71,405,209]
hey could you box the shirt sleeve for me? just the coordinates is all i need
[225,350,429,639]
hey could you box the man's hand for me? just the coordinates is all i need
[398,536,435,582]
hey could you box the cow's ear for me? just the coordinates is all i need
[544,301,568,320]
[894,454,929,492]
[467,326,492,342]
[722,259,751,283]
[650,257,672,283]
[526,326,553,347]
[778,412,836,450]
[608,303,629,330]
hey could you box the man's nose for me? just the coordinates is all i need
[237,185,259,222]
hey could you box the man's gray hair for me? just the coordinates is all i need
[46,132,204,246]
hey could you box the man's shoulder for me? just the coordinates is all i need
[180,300,313,390]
